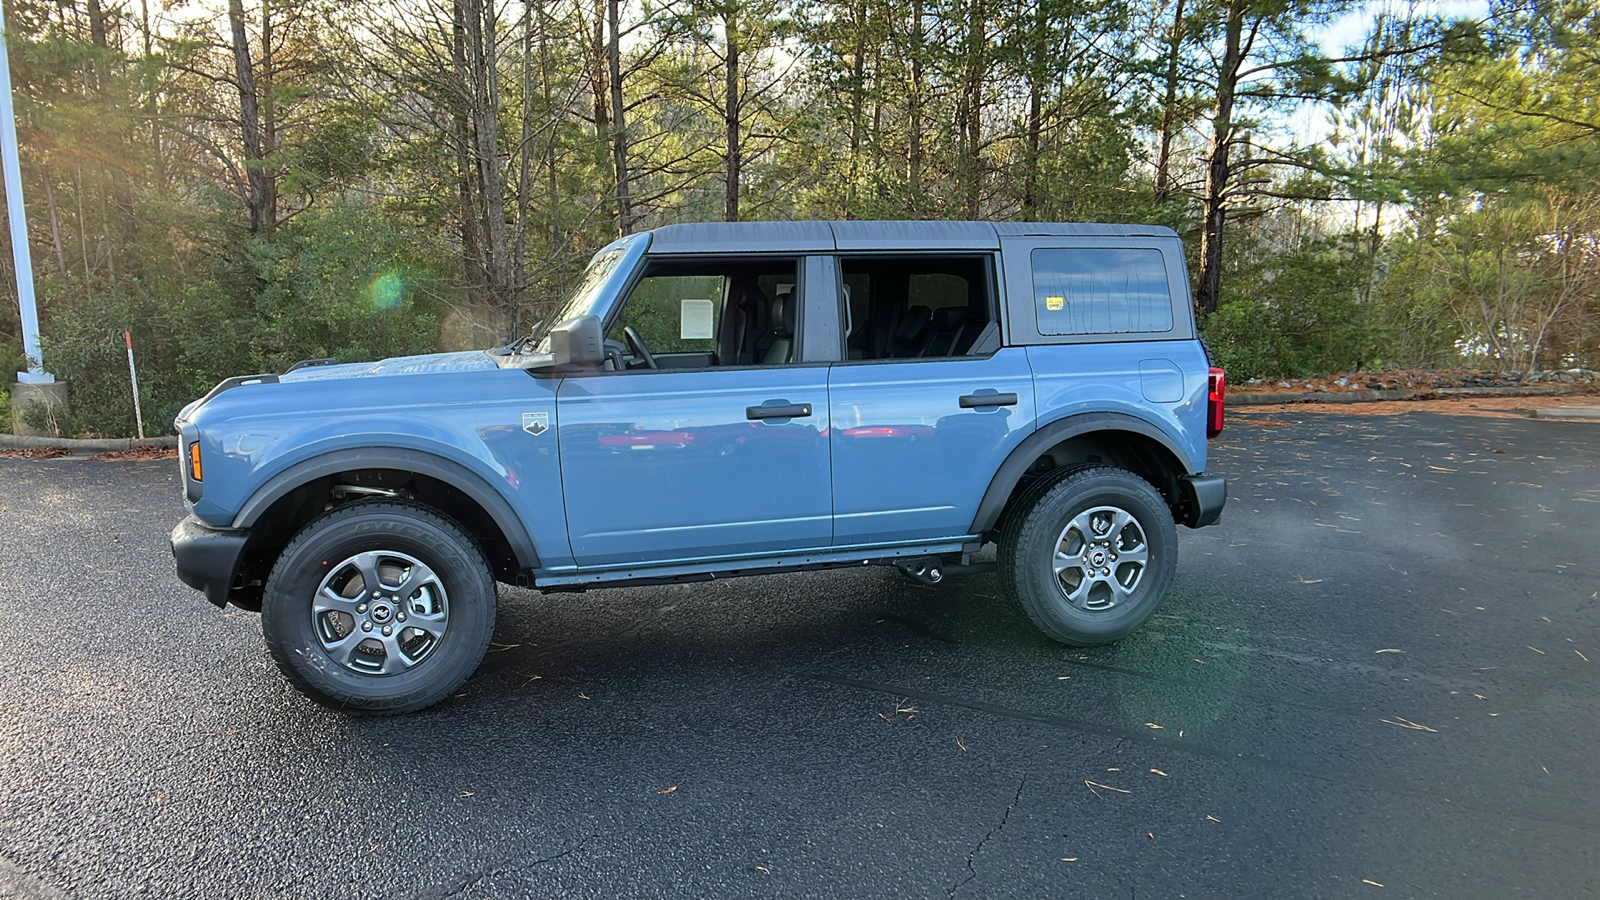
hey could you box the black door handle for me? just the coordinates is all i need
[747,402,813,420]
[959,392,1018,409]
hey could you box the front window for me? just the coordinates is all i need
[609,274,728,356]
[603,258,798,370]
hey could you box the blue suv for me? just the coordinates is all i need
[172,221,1227,714]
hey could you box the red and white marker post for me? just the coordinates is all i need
[125,330,144,439]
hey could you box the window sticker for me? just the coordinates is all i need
[680,298,715,340]
[1046,296,1065,311]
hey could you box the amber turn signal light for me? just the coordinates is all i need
[188,442,203,481]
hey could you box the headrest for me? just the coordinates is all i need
[931,307,969,332]
[895,305,931,341]
[738,282,768,312]
[771,291,796,337]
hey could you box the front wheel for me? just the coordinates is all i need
[261,501,496,715]
[999,467,1177,646]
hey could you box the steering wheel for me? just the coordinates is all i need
[623,325,658,369]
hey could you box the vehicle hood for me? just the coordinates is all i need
[277,350,498,382]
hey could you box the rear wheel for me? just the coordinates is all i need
[261,501,496,715]
[999,466,1176,645]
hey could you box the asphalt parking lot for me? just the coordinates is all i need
[2,409,1598,899]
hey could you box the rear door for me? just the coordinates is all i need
[825,253,1036,545]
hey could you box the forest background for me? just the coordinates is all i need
[0,0,1595,437]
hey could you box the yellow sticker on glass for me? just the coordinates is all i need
[1045,296,1065,311]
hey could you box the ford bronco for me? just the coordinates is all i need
[171,221,1226,714]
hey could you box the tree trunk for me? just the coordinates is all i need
[140,0,165,194]
[607,0,632,234]
[590,0,609,139]
[513,0,535,333]
[260,0,278,229]
[907,0,924,212]
[464,0,512,324]
[42,175,68,278]
[1153,0,1186,206]
[86,0,130,274]
[86,0,107,54]
[847,0,866,212]
[1021,0,1045,217]
[537,0,561,279]
[227,0,273,234]
[73,167,92,285]
[960,0,985,218]
[1195,0,1244,319]
[723,10,741,223]
[452,0,485,294]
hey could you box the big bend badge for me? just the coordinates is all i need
[521,412,549,436]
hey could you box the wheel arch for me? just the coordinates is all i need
[970,412,1196,538]
[232,448,539,601]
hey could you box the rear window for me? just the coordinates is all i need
[1031,248,1174,335]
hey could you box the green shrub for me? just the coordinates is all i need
[36,199,450,438]
[1203,241,1382,380]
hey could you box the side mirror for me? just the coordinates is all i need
[549,315,605,369]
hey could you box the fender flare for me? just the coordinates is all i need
[232,447,540,570]
[968,412,1196,535]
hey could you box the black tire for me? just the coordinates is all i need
[998,466,1177,646]
[261,501,496,715]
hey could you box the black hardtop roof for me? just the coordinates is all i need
[645,220,1178,255]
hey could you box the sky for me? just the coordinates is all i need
[1278,0,1492,145]
[1313,0,1490,54]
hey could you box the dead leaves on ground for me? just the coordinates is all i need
[90,446,177,461]
[0,447,70,459]
[1,446,179,461]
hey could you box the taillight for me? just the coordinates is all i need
[188,442,203,481]
[1207,367,1226,437]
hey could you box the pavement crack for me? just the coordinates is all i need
[524,831,598,869]
[436,833,598,898]
[948,776,1026,898]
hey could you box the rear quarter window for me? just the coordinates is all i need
[1031,248,1174,336]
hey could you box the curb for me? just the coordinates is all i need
[1232,384,1596,407]
[1532,406,1600,420]
[0,433,178,452]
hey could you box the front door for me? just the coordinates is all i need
[556,368,832,567]
[555,255,831,569]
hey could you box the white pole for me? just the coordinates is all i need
[124,330,144,439]
[0,1,49,384]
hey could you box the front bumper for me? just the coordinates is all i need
[171,515,249,608]
[1177,474,1227,528]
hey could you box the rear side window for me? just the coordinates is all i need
[839,256,994,360]
[1031,248,1173,336]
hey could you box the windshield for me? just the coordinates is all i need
[523,248,626,352]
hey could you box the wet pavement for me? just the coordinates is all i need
[1,409,1597,899]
